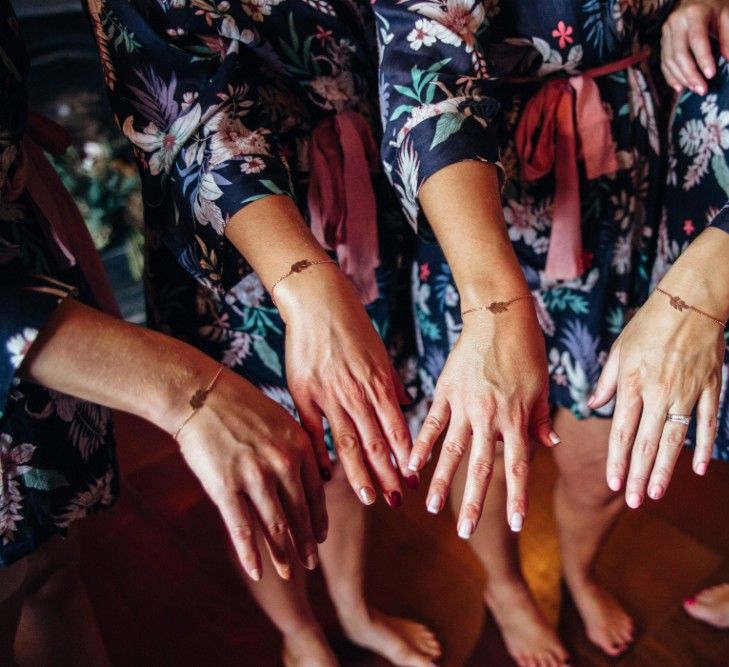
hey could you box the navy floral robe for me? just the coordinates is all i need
[0,5,118,567]
[83,0,413,437]
[654,53,729,460]
[375,0,674,418]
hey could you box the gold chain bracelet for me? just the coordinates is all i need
[654,287,725,328]
[461,294,535,317]
[270,259,338,296]
[174,364,225,440]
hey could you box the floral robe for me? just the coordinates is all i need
[0,5,118,566]
[376,0,674,417]
[653,54,729,460]
[83,0,413,433]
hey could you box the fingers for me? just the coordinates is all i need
[277,465,320,570]
[295,398,331,482]
[299,444,329,544]
[672,16,709,94]
[502,426,530,532]
[662,27,687,92]
[366,379,414,480]
[456,424,496,539]
[646,408,691,502]
[426,412,470,517]
[687,18,716,81]
[624,399,667,508]
[215,491,262,581]
[589,342,620,409]
[327,407,376,505]
[719,7,729,62]
[529,384,560,448]
[348,399,403,506]
[606,380,642,493]
[694,379,720,476]
[410,397,449,472]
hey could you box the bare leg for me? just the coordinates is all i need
[14,532,110,667]
[450,445,569,667]
[684,583,729,628]
[0,558,26,666]
[552,409,634,657]
[319,464,442,667]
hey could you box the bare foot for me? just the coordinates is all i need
[684,583,729,629]
[485,579,570,667]
[282,624,339,667]
[568,578,634,657]
[340,609,442,667]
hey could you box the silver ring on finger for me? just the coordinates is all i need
[666,413,691,426]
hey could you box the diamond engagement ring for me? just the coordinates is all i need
[666,413,691,425]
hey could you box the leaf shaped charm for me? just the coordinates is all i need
[669,296,688,312]
[190,388,209,409]
[291,259,313,273]
[488,301,509,313]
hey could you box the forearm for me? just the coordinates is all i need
[418,161,528,306]
[20,298,216,434]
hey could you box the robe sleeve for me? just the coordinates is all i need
[84,0,295,285]
[709,201,729,235]
[373,0,504,241]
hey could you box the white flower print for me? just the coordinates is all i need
[122,104,202,176]
[240,155,266,174]
[225,272,266,308]
[0,434,35,545]
[6,328,38,370]
[504,200,539,245]
[407,19,437,51]
[679,119,704,156]
[240,0,284,22]
[678,95,729,190]
[221,332,253,368]
[409,0,486,53]
[54,468,115,529]
[394,138,421,228]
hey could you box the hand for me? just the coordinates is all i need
[276,266,413,508]
[589,287,724,507]
[408,304,558,538]
[661,0,729,94]
[176,365,328,581]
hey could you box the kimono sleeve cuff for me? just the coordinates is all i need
[0,277,76,418]
[709,203,729,235]
[390,106,504,243]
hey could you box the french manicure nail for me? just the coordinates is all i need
[510,512,524,532]
[305,553,319,570]
[608,476,622,492]
[549,431,561,446]
[385,490,402,508]
[250,568,262,581]
[319,467,332,482]
[457,518,474,539]
[648,485,664,500]
[406,474,420,490]
[427,494,442,514]
[408,455,421,471]
[359,487,376,505]
[627,492,642,508]
[695,461,707,476]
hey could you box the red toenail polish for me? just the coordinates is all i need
[406,474,419,490]
[684,597,696,606]
[319,467,332,482]
[385,491,402,507]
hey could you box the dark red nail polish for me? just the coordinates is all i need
[385,491,402,508]
[406,474,420,490]
[684,597,696,606]
[319,467,332,482]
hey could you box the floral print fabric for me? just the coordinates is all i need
[376,0,674,417]
[653,57,729,460]
[0,5,118,566]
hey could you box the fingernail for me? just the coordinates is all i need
[408,455,421,471]
[457,518,474,539]
[359,487,376,505]
[385,490,402,508]
[305,553,319,570]
[319,467,332,482]
[695,461,707,476]
[674,84,682,93]
[427,494,442,514]
[608,476,622,492]
[510,512,524,532]
[280,566,293,580]
[250,568,262,581]
[317,527,328,542]
[549,431,561,446]
[406,474,420,490]
[627,492,642,508]
[587,394,595,407]
[648,485,664,500]
[684,596,696,606]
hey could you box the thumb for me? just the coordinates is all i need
[529,384,560,448]
[589,340,620,409]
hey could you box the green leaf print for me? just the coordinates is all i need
[431,112,466,149]
[22,469,70,491]
[711,153,729,199]
[542,289,589,314]
[606,308,624,335]
[254,336,283,377]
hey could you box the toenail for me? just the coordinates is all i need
[684,596,696,606]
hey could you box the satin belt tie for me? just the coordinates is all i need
[307,110,380,305]
[1,112,120,316]
[514,50,650,280]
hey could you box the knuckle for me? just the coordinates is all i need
[230,522,254,543]
[637,437,658,457]
[510,496,527,515]
[424,414,444,431]
[364,437,388,458]
[470,458,494,481]
[335,433,359,454]
[242,464,266,489]
[444,439,466,458]
[629,473,649,488]
[509,458,529,479]
[462,502,482,520]
[386,425,410,444]
[267,519,288,537]
[613,427,634,450]
[664,428,686,449]
[430,477,449,495]
[651,466,672,483]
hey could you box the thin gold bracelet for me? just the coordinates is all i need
[461,294,535,317]
[173,364,225,440]
[654,287,725,328]
[269,259,338,296]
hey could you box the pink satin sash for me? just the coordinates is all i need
[514,51,650,280]
[307,110,381,304]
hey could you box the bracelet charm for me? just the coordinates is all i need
[461,294,535,317]
[174,364,225,440]
[655,287,725,328]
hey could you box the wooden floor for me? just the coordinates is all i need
[77,413,729,666]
